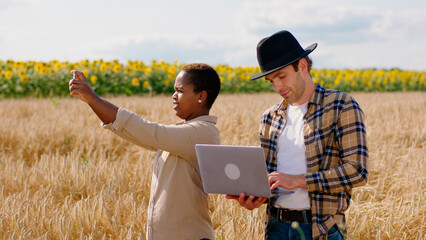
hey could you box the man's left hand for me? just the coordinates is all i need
[268,171,308,190]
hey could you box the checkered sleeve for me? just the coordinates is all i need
[259,104,282,173]
[305,96,369,193]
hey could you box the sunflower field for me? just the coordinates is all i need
[0,59,424,98]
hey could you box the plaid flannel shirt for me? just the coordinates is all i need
[260,84,368,240]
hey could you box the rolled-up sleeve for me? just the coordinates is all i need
[103,107,219,164]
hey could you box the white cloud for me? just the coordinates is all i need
[237,0,426,42]
[236,1,373,37]
[0,0,24,10]
[87,34,241,65]
[370,9,426,41]
[0,0,52,10]
[234,0,426,70]
[1,0,425,70]
[89,7,425,70]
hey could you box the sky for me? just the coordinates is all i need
[1,0,425,71]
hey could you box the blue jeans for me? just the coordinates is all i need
[266,215,344,240]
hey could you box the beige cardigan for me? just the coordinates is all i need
[103,107,220,240]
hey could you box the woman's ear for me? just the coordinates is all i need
[198,91,208,104]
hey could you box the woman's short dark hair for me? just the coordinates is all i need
[181,63,221,109]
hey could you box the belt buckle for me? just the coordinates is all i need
[278,208,289,222]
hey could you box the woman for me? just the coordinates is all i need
[69,63,221,240]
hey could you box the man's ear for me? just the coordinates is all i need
[298,57,308,73]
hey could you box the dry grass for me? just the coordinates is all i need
[0,92,425,239]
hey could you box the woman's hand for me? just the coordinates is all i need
[69,70,98,104]
[68,70,119,124]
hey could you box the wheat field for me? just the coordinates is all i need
[0,92,425,239]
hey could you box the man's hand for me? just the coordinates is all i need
[226,193,267,210]
[69,70,98,104]
[268,171,308,190]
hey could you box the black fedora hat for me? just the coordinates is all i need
[249,30,317,81]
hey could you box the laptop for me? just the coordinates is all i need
[195,144,293,198]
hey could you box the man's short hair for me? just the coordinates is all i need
[181,63,221,109]
[291,56,313,73]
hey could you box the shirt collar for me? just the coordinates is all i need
[310,83,325,106]
[177,115,218,125]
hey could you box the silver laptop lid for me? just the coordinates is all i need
[195,144,274,198]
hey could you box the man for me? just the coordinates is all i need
[227,30,368,239]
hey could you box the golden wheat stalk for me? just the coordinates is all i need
[0,92,425,239]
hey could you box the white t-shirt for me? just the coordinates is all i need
[273,102,311,210]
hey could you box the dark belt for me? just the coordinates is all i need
[270,207,312,223]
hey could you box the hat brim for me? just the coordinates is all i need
[249,43,317,81]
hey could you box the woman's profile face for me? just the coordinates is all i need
[172,71,202,121]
